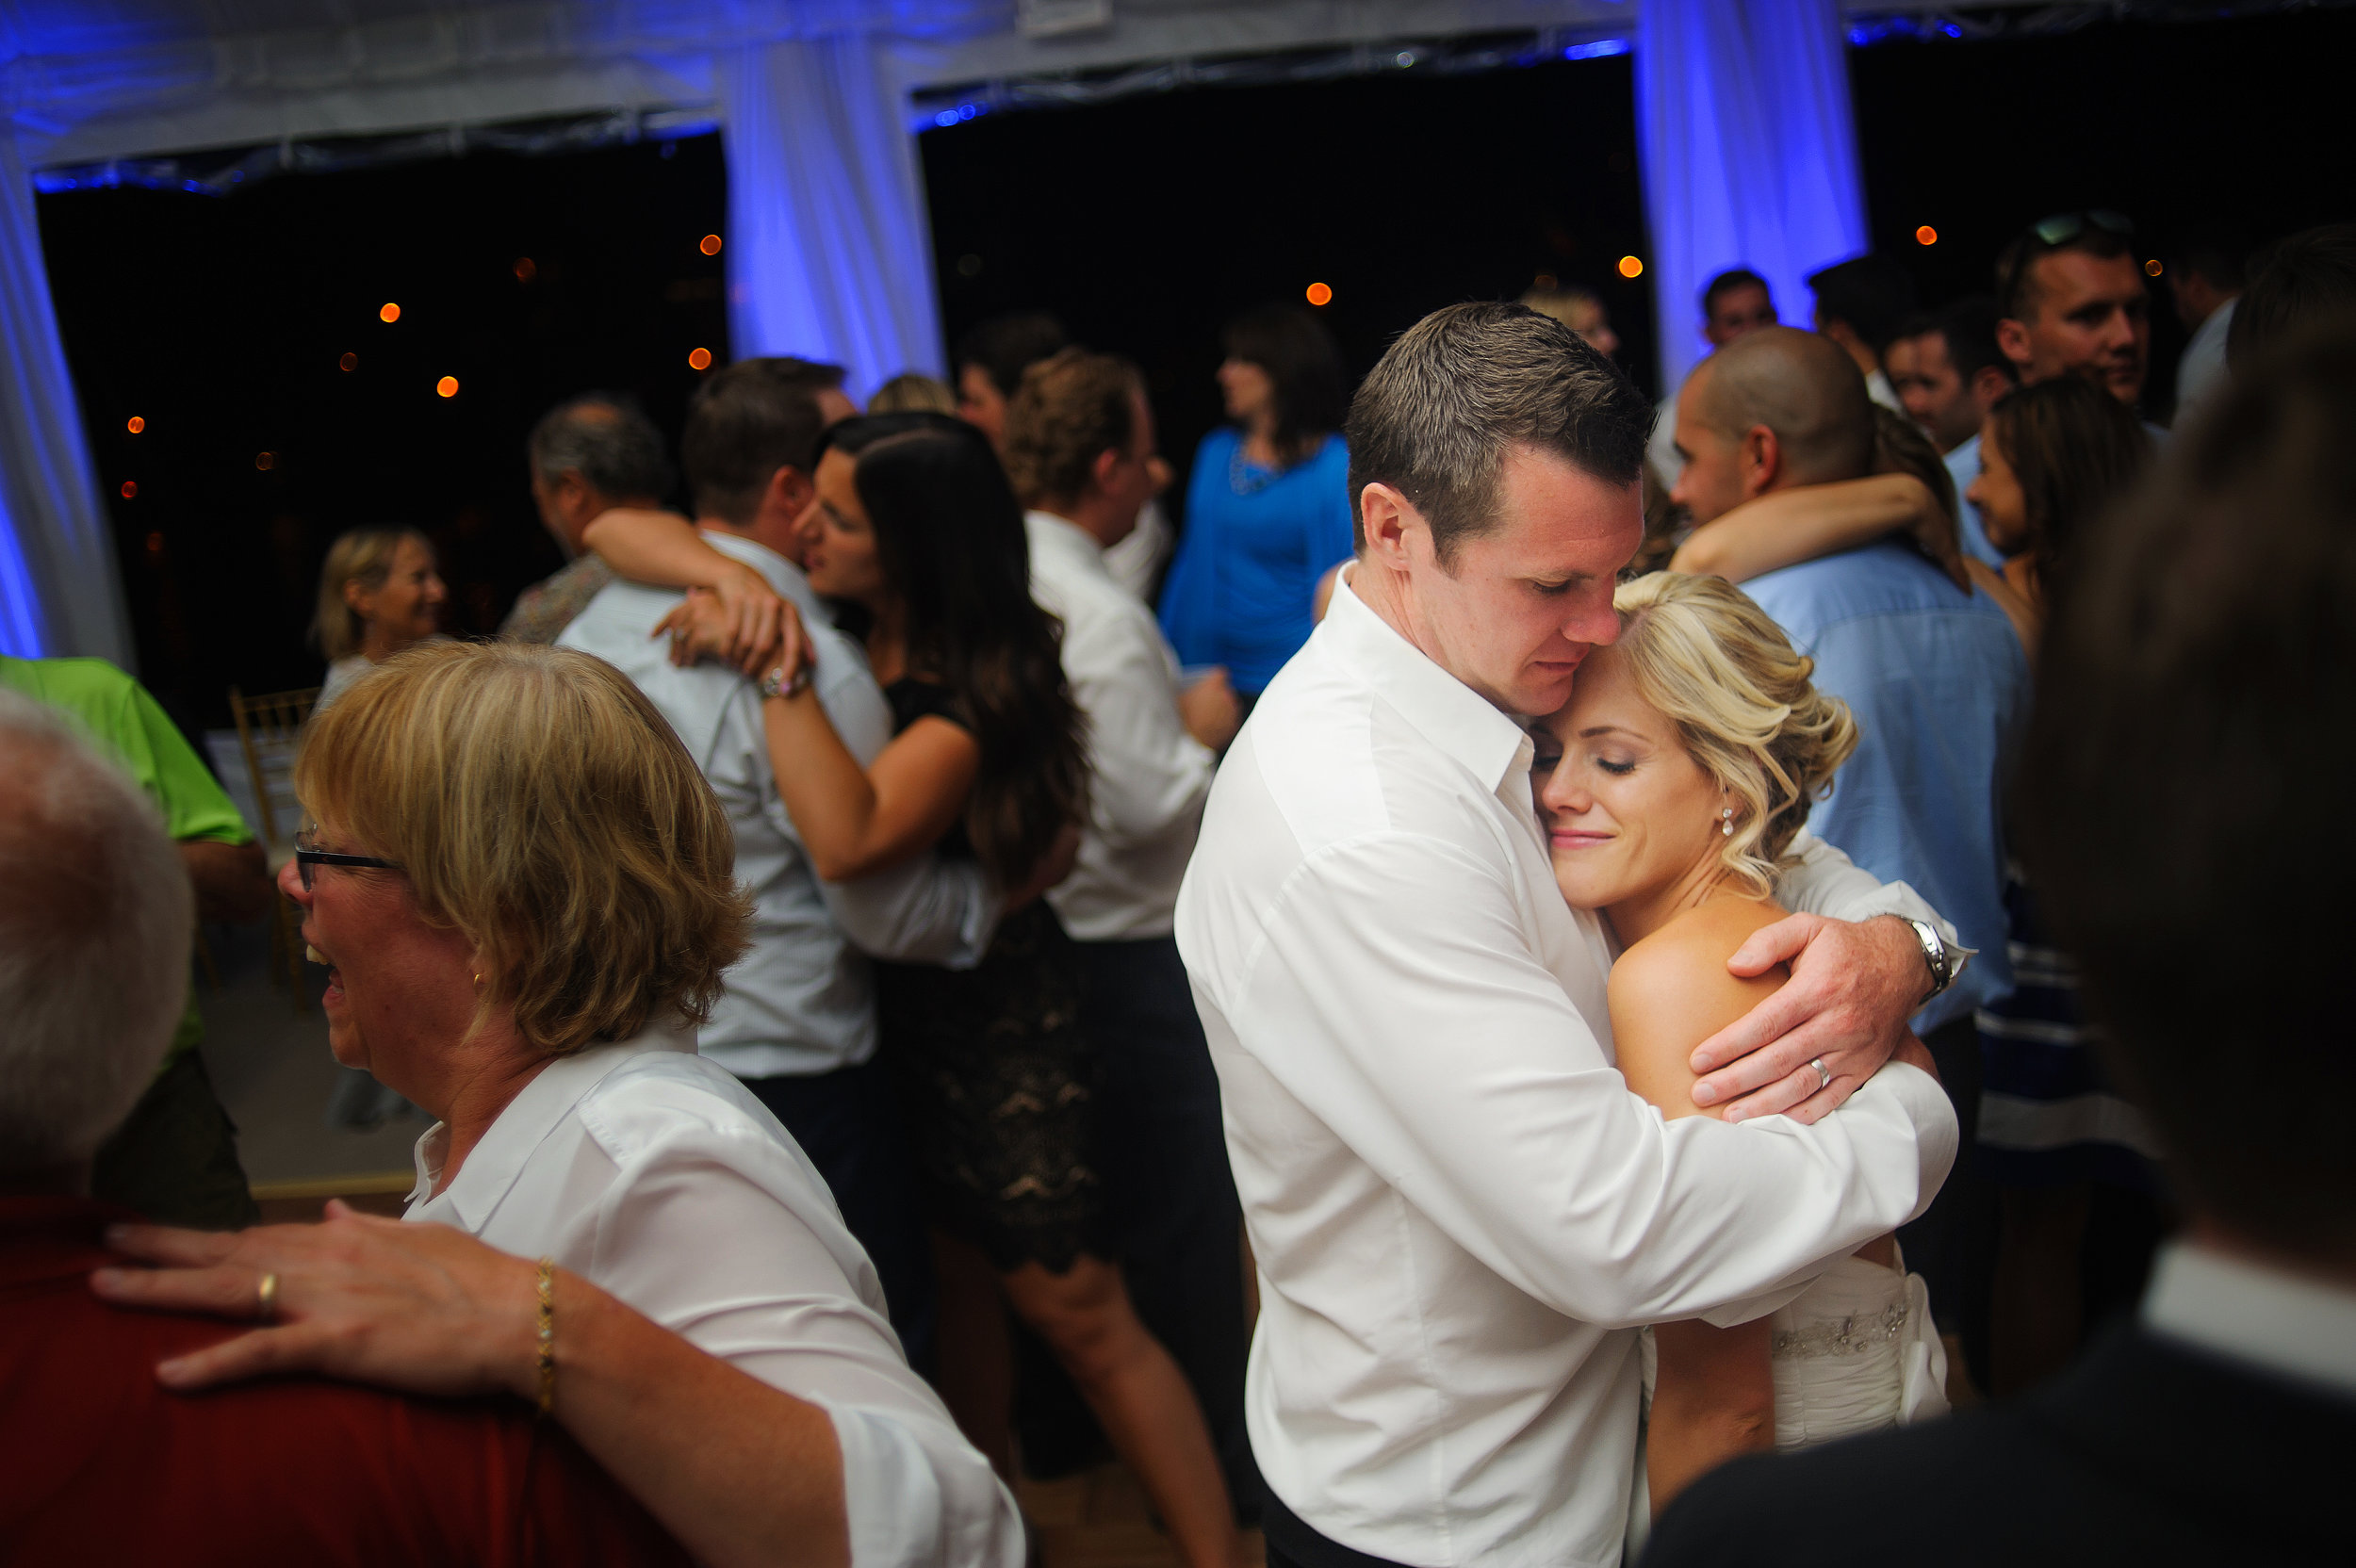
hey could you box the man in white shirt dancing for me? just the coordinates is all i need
[1003,346,1257,1506]
[1175,302,1962,1568]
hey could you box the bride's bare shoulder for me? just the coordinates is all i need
[1607,898,1790,1119]
[1612,898,1789,995]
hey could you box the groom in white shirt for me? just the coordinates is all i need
[1175,302,1960,1568]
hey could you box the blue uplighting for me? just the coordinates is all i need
[1562,39,1631,61]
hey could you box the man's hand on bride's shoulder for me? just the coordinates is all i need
[1683,912,1924,1126]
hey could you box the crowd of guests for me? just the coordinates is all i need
[4,210,2354,1568]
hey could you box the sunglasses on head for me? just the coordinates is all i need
[2027,210,2135,248]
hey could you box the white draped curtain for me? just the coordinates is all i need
[720,32,947,392]
[0,131,129,662]
[1635,0,1870,390]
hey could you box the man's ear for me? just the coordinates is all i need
[1357,482,1422,570]
[1970,365,2015,416]
[766,465,815,518]
[1995,317,2034,376]
[1089,446,1122,498]
[1739,424,1781,498]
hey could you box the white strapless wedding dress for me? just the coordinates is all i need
[1636,1244,1949,1448]
[1627,1248,1949,1557]
[1762,1247,1949,1448]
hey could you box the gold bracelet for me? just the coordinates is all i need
[533,1256,556,1418]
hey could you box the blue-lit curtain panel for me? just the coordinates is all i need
[0,134,128,662]
[1635,0,1869,392]
[720,32,946,396]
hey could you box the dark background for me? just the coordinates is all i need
[37,7,2356,730]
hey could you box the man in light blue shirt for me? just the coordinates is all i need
[1671,326,2028,1329]
[563,360,996,1372]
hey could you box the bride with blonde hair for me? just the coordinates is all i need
[1530,572,1950,1518]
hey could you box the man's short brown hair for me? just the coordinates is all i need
[1344,302,1653,565]
[681,356,844,524]
[1000,348,1140,508]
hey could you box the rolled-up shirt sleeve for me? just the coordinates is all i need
[1225,829,1957,1330]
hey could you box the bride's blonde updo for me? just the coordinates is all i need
[1609,573,1859,896]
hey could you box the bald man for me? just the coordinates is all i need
[1672,327,2028,1349]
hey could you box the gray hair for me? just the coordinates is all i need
[1344,302,1654,565]
[0,692,192,1170]
[527,394,675,503]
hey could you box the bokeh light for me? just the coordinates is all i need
[379,302,401,323]
[125,415,145,433]
[120,481,138,499]
[145,531,163,554]
[339,351,358,372]
[700,234,724,256]
[687,347,713,370]
[435,376,460,399]
[2145,258,2165,277]
[514,256,536,283]
[1617,254,1644,278]
[1305,282,1333,307]
[1915,225,1939,246]
[255,451,275,471]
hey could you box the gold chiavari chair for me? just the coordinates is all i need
[227,684,319,1008]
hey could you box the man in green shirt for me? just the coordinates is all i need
[0,655,272,1228]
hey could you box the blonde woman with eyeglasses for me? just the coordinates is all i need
[1529,572,1950,1521]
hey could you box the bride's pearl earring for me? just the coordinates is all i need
[1719,808,1734,838]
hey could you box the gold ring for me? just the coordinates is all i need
[256,1271,280,1322]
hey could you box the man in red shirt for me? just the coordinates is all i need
[0,691,685,1567]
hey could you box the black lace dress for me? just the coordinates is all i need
[872,678,1111,1274]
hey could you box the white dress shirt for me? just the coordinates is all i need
[1865,366,1906,414]
[561,531,994,1079]
[1175,576,1959,1568]
[404,1025,1023,1568]
[1025,510,1217,940]
[2143,1240,2356,1399]
[2174,296,2236,420]
[1101,496,1174,602]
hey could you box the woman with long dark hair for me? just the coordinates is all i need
[756,413,1245,1568]
[1157,304,1354,703]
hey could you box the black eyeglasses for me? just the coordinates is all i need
[2027,210,2135,248]
[293,826,400,891]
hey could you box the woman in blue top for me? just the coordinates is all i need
[1158,304,1354,698]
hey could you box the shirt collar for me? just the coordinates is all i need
[696,529,826,617]
[409,1021,699,1226]
[2143,1239,2356,1398]
[1025,510,1113,575]
[1318,570,1534,794]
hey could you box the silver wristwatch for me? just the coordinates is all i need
[1903,917,1964,1004]
[757,663,811,701]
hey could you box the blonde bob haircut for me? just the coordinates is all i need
[1611,573,1858,897]
[312,526,430,662]
[295,641,752,1055]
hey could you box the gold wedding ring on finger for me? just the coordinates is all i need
[1809,1057,1831,1092]
[255,1271,280,1322]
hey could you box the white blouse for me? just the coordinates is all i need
[404,1024,1022,1568]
